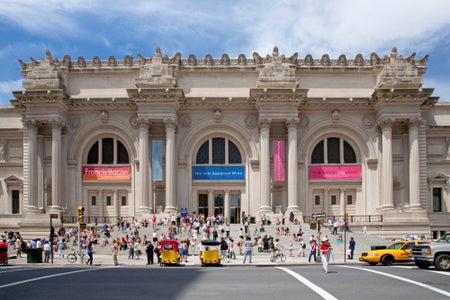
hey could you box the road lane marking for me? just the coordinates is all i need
[276,267,338,300]
[0,267,112,289]
[338,265,450,298]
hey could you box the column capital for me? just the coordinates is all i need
[137,118,152,129]
[408,117,422,128]
[286,117,299,129]
[164,117,177,130]
[23,119,38,129]
[378,118,394,129]
[259,118,271,130]
[50,119,65,130]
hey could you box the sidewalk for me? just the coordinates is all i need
[7,250,362,267]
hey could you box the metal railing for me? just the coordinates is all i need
[303,214,383,223]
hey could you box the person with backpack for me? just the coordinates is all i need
[298,238,306,257]
[220,237,228,262]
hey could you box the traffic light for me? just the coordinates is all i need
[77,205,84,220]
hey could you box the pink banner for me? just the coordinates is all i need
[273,140,285,181]
[82,166,131,181]
[309,165,361,180]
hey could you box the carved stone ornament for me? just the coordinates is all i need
[245,114,258,129]
[130,116,139,128]
[0,140,7,162]
[362,114,375,129]
[100,110,109,124]
[179,114,192,128]
[298,114,309,128]
[213,110,223,122]
[331,110,340,122]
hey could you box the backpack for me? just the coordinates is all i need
[302,243,306,249]
[221,240,228,250]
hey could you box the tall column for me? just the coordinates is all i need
[340,189,345,216]
[380,119,394,208]
[208,189,214,217]
[259,118,272,212]
[50,120,64,211]
[113,190,119,217]
[287,118,299,210]
[324,188,329,214]
[164,118,177,212]
[24,120,39,212]
[138,118,151,214]
[408,118,421,208]
[224,189,230,224]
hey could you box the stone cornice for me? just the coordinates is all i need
[250,88,308,106]
[370,88,436,109]
[11,89,70,110]
[127,88,184,109]
[18,48,429,75]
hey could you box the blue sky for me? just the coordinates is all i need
[0,0,449,105]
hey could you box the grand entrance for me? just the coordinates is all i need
[197,191,241,224]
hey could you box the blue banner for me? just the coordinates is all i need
[192,166,245,180]
[152,140,163,181]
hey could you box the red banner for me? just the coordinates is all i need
[309,165,361,180]
[273,140,285,181]
[82,166,131,181]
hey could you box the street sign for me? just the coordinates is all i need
[50,213,58,219]
[312,213,326,219]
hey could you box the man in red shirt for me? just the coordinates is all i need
[319,237,333,273]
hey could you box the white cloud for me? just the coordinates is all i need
[425,78,450,102]
[0,79,22,105]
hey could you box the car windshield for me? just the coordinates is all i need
[436,234,450,243]
[386,242,404,250]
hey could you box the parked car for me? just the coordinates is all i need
[411,232,450,271]
[358,240,431,266]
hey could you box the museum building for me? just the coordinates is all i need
[0,47,449,238]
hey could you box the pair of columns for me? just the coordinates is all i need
[380,118,421,209]
[24,119,64,213]
[137,117,177,214]
[259,118,299,213]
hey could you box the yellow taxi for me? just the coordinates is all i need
[358,240,431,266]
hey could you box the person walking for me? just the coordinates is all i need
[112,240,119,266]
[319,237,333,273]
[348,236,356,259]
[86,241,94,266]
[308,238,317,262]
[43,241,51,263]
[242,236,255,264]
[145,241,154,265]
[298,238,306,257]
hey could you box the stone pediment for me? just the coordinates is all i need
[22,50,62,90]
[135,48,177,88]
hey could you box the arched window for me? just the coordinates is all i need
[196,137,242,164]
[311,137,356,164]
[87,138,129,164]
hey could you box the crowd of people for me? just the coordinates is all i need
[0,211,364,274]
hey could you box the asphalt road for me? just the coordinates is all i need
[0,264,449,300]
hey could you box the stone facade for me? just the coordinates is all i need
[0,47,449,238]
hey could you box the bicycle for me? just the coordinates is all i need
[67,249,88,264]
[270,251,286,262]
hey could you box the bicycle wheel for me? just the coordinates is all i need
[67,254,77,263]
[270,255,276,262]
[280,254,286,262]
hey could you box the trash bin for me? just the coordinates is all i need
[27,248,43,263]
[309,221,317,230]
[250,217,256,224]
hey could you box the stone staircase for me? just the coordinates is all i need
[86,222,392,259]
